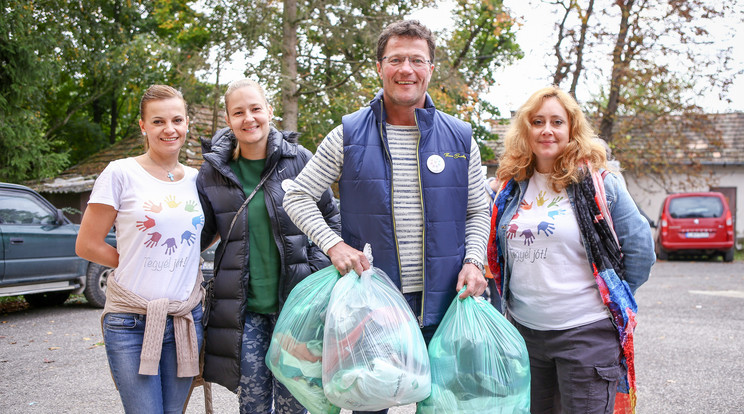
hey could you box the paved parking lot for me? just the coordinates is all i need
[1,259,743,413]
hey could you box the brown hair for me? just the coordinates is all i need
[496,86,606,191]
[139,85,187,150]
[377,20,435,63]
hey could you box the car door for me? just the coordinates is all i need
[0,222,5,278]
[0,188,85,285]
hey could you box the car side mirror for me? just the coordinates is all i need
[55,208,67,225]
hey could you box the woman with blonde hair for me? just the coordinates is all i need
[487,86,654,413]
[196,78,340,413]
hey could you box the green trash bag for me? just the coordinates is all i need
[322,267,431,411]
[265,265,342,414]
[417,290,530,414]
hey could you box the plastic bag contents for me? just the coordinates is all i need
[322,267,431,411]
[417,290,530,414]
[266,265,342,414]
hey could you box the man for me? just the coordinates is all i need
[283,20,490,411]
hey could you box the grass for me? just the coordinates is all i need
[735,248,744,262]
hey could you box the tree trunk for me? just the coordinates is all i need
[280,0,299,131]
[599,0,633,143]
[211,62,221,137]
[569,0,594,97]
[551,1,572,86]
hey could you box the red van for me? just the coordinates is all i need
[656,192,735,261]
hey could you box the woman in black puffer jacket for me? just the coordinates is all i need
[196,78,340,414]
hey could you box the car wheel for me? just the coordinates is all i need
[723,247,735,263]
[24,291,70,307]
[84,263,112,308]
[656,247,669,261]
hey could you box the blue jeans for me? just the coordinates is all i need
[103,305,204,414]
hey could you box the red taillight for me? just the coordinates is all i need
[725,210,734,240]
[660,213,668,238]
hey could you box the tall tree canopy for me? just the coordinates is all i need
[542,0,741,189]
[199,0,521,153]
[1,0,521,182]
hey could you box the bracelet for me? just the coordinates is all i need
[463,258,486,276]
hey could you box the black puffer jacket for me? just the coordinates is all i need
[196,127,340,391]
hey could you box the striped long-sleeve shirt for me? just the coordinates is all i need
[283,123,491,293]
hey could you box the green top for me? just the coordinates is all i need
[230,157,280,314]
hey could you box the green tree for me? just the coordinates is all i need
[200,0,521,153]
[432,0,522,160]
[42,0,211,168]
[0,1,68,182]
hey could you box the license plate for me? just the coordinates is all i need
[202,261,214,270]
[685,232,709,238]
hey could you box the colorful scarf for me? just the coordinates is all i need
[486,170,638,414]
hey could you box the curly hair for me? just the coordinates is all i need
[496,86,606,192]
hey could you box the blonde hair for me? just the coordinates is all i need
[140,85,187,151]
[223,78,272,160]
[496,86,606,191]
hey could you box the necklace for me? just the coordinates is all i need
[146,152,178,181]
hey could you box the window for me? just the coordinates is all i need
[0,191,56,225]
[668,196,724,219]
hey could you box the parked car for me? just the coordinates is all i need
[201,241,217,282]
[0,182,115,307]
[656,192,735,262]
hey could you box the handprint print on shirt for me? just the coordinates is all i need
[506,223,519,239]
[184,200,198,213]
[181,230,195,246]
[548,196,564,208]
[548,209,567,220]
[144,232,162,248]
[164,195,182,208]
[520,229,535,246]
[163,238,177,255]
[143,201,162,213]
[537,221,555,236]
[519,200,533,210]
[136,216,155,231]
[192,214,204,230]
[536,191,548,206]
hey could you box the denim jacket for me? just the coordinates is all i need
[495,171,655,306]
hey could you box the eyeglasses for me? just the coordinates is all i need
[380,55,432,68]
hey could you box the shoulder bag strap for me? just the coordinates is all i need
[213,162,278,273]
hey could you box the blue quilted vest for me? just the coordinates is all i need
[339,90,472,326]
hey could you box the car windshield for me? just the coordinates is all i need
[668,196,724,219]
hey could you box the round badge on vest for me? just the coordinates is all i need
[427,154,445,174]
[281,179,294,192]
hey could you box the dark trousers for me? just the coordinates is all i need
[351,292,436,414]
[514,318,624,414]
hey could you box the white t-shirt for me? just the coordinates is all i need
[89,157,203,301]
[506,172,608,330]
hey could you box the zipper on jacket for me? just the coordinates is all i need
[378,108,404,288]
[414,110,425,328]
